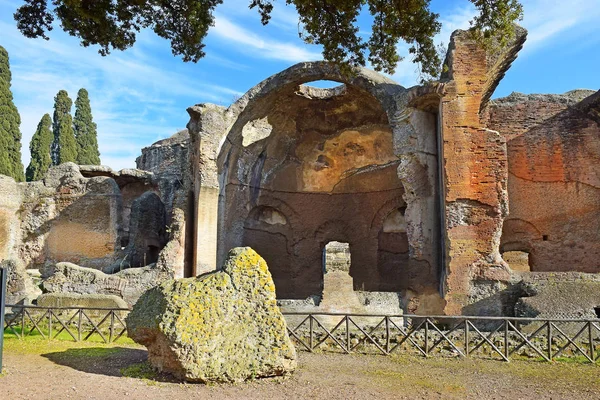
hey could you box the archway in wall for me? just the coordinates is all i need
[219,78,414,300]
[500,219,539,272]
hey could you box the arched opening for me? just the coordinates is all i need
[377,207,410,290]
[301,80,344,89]
[243,205,292,297]
[501,250,531,272]
[125,191,168,268]
[500,219,540,272]
[220,78,405,300]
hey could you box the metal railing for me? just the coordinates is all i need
[282,313,600,363]
[3,304,130,343]
[3,305,600,363]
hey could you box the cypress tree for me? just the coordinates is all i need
[0,46,25,181]
[51,90,77,165]
[26,113,53,181]
[74,88,100,165]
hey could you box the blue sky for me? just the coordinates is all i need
[0,0,599,170]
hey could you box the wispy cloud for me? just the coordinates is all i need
[0,9,241,170]
[519,0,600,51]
[211,15,321,63]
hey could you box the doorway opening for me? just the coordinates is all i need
[320,241,362,311]
[323,241,351,275]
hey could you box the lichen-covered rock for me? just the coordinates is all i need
[126,247,296,383]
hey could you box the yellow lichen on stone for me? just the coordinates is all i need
[126,247,296,383]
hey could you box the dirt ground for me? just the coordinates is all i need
[1,338,599,400]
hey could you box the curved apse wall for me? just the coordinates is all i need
[218,82,419,299]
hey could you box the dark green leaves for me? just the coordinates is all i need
[74,88,101,165]
[26,113,53,181]
[51,90,77,165]
[0,46,25,182]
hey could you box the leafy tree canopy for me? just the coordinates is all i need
[14,0,523,77]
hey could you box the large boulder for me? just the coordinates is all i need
[126,247,296,383]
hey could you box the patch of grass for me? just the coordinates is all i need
[121,362,157,380]
[368,366,466,393]
[2,334,142,357]
[370,369,405,379]
[121,362,164,386]
[3,327,137,346]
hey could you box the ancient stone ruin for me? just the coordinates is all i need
[0,26,599,319]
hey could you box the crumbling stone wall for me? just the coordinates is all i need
[0,162,183,305]
[136,129,193,278]
[188,62,443,314]
[487,90,600,273]
[437,27,527,314]
[15,163,122,272]
[3,26,596,318]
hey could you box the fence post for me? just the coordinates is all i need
[0,265,7,372]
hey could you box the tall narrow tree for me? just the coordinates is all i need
[0,45,25,181]
[74,88,100,165]
[51,90,77,165]
[26,113,53,181]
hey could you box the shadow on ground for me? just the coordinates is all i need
[42,347,152,378]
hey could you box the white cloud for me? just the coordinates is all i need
[510,0,600,52]
[211,15,321,63]
[0,14,240,170]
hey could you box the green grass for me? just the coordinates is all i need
[3,326,136,345]
[2,333,141,356]
[121,362,159,380]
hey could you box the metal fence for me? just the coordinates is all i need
[282,313,600,363]
[3,304,130,343]
[3,306,600,363]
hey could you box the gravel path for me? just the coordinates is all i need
[1,339,599,399]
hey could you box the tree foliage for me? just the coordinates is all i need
[74,88,101,165]
[26,113,53,181]
[51,90,77,165]
[14,0,523,77]
[0,45,25,182]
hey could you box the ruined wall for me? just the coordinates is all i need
[487,90,600,273]
[17,163,122,272]
[0,175,23,262]
[0,161,182,304]
[136,129,193,278]
[222,84,413,298]
[439,28,527,314]
[136,129,189,215]
[185,62,442,314]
